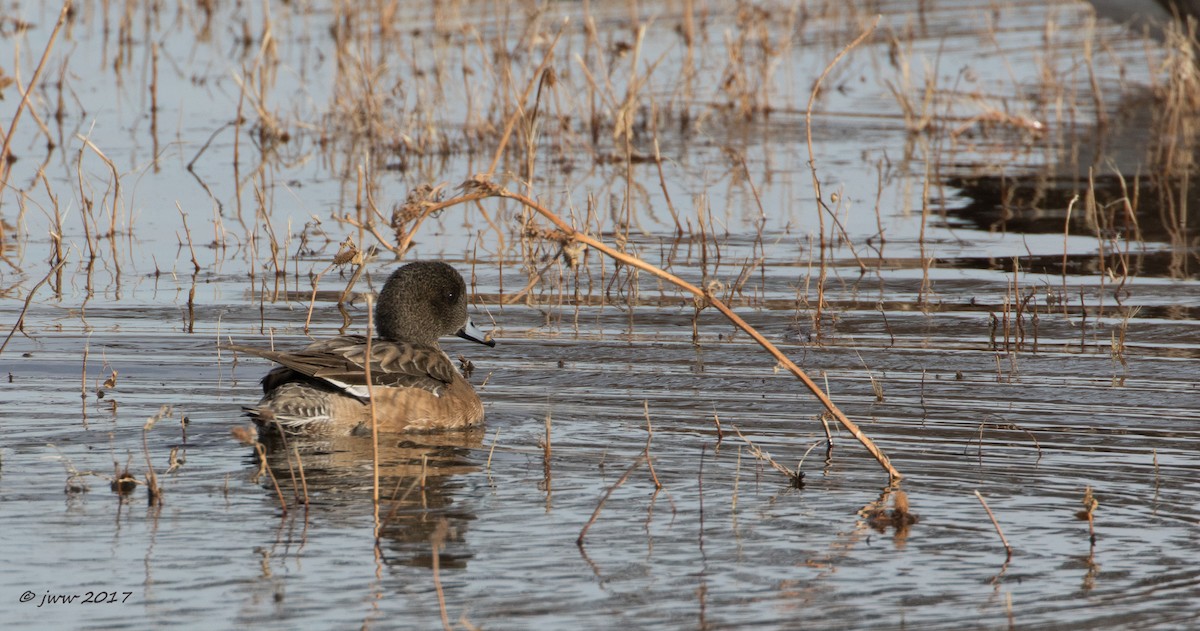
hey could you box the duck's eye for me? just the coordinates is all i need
[445,291,457,302]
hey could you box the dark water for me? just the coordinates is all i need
[3,1,1200,629]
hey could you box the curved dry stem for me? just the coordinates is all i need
[407,179,901,481]
[390,174,902,480]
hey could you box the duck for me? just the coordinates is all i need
[224,261,495,436]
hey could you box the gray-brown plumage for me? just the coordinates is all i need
[224,261,495,436]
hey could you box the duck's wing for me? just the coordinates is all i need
[224,335,458,399]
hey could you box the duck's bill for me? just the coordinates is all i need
[456,317,496,347]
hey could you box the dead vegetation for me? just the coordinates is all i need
[1,7,1194,623]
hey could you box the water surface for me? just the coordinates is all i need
[2,1,1199,629]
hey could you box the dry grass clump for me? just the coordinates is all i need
[1151,16,1200,174]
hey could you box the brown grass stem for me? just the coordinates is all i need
[141,406,172,506]
[486,428,501,479]
[577,455,645,546]
[254,441,288,513]
[643,400,663,489]
[0,0,70,188]
[364,294,381,545]
[484,25,567,177]
[431,518,452,631]
[495,187,901,480]
[176,204,201,273]
[80,337,89,405]
[1,256,68,355]
[733,424,803,488]
[804,16,880,322]
[974,490,1013,559]
[258,417,305,506]
[290,439,309,507]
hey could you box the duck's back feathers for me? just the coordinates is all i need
[226,336,459,399]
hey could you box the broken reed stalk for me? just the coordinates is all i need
[364,294,382,544]
[0,0,71,188]
[577,455,645,546]
[245,434,287,514]
[542,412,553,503]
[974,490,1012,559]
[407,182,902,481]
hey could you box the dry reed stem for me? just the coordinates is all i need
[75,134,124,243]
[142,406,171,506]
[485,428,501,478]
[577,455,645,546]
[259,444,288,513]
[0,257,68,355]
[732,425,803,488]
[261,418,302,504]
[974,490,1012,559]
[493,187,902,481]
[1061,194,1079,307]
[484,25,567,177]
[0,0,70,188]
[643,400,663,489]
[652,135,683,235]
[365,294,382,545]
[176,204,201,273]
[289,436,310,507]
[430,518,452,631]
[301,238,365,335]
[805,17,880,323]
[1076,485,1098,546]
[80,337,89,405]
[303,268,330,335]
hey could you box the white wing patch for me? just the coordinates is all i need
[324,377,441,400]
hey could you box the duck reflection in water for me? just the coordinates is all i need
[255,426,487,570]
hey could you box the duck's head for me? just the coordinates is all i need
[375,261,495,348]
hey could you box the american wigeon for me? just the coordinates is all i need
[225,261,495,436]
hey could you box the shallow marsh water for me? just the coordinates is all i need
[2,1,1200,629]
